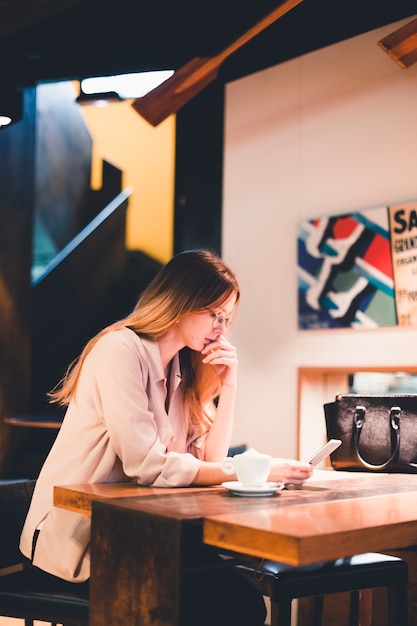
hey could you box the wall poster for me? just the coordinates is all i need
[297,201,417,330]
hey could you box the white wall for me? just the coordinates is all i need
[222,16,417,460]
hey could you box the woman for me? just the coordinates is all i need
[20,249,312,625]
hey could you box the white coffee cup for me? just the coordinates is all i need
[221,448,272,487]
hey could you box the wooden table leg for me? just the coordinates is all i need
[89,500,183,626]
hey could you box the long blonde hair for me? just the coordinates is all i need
[49,250,240,429]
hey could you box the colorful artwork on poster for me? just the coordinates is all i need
[297,205,401,329]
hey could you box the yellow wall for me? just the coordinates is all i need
[72,83,175,264]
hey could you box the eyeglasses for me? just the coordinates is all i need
[206,307,233,329]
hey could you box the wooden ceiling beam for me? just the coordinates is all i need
[378,17,417,68]
[131,0,303,126]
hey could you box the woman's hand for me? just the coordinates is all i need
[201,336,238,387]
[269,458,313,486]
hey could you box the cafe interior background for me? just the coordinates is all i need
[1,3,417,480]
[1,5,417,626]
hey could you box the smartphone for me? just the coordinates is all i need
[306,439,342,466]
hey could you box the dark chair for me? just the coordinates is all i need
[236,552,408,626]
[0,478,89,626]
[221,445,408,625]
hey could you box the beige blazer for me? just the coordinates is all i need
[20,329,203,581]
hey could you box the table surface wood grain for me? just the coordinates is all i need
[55,470,417,565]
[53,481,223,515]
[54,470,417,626]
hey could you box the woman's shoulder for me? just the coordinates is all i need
[93,327,161,361]
[95,327,146,352]
[88,328,162,378]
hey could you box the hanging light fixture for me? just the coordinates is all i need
[75,87,123,107]
[75,71,174,107]
[0,87,23,128]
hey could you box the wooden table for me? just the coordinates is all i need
[54,471,417,626]
[54,481,222,515]
[4,416,63,429]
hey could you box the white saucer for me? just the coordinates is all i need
[221,481,285,497]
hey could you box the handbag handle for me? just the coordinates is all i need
[353,405,401,470]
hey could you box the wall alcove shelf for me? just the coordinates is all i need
[3,416,63,477]
[4,416,62,429]
[298,366,417,462]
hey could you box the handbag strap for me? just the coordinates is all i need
[353,405,401,470]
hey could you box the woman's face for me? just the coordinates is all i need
[177,293,237,352]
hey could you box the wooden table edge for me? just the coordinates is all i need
[54,482,225,515]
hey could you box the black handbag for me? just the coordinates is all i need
[324,393,417,473]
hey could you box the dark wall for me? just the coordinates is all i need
[0,88,36,475]
[174,81,224,255]
[0,84,126,476]
[31,193,129,415]
[35,82,123,250]
[35,82,93,249]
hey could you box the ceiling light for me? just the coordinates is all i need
[0,115,12,127]
[76,70,174,107]
[75,89,123,107]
